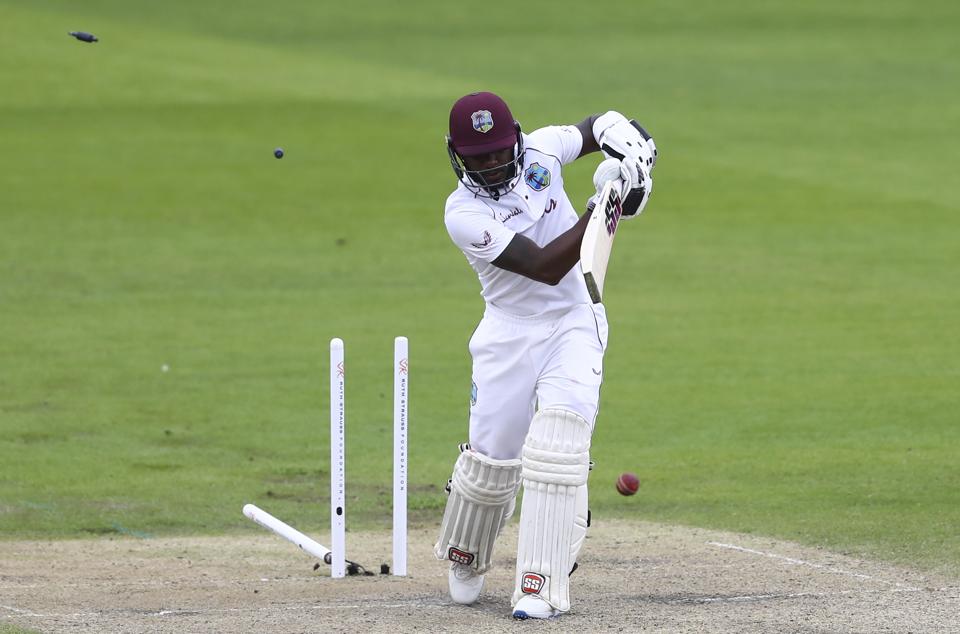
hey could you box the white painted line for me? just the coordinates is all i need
[1,604,97,618]
[2,572,332,588]
[1,599,451,620]
[1,605,43,617]
[665,586,926,605]
[707,541,921,591]
[308,602,450,611]
[144,600,450,617]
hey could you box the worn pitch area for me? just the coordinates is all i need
[1,520,956,633]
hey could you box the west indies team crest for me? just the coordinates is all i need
[524,163,551,191]
[471,110,494,133]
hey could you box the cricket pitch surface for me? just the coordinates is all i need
[1,520,956,633]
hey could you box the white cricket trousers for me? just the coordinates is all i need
[467,302,608,460]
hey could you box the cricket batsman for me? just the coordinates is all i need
[434,91,658,619]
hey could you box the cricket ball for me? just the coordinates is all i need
[616,472,639,496]
[274,147,284,159]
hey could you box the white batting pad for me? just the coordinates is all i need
[434,450,521,574]
[512,409,591,612]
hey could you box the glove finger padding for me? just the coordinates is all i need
[587,157,624,212]
[642,134,658,171]
[617,158,642,192]
[592,158,623,194]
[622,179,652,219]
[628,121,658,172]
[588,153,652,220]
[618,161,652,220]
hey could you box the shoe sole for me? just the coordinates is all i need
[512,609,558,620]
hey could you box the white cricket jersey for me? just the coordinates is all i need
[444,125,593,316]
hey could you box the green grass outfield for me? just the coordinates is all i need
[1,0,958,576]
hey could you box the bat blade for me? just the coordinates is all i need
[580,179,624,303]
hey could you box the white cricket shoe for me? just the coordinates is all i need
[512,595,561,620]
[448,562,484,605]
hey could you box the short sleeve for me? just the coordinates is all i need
[445,207,515,262]
[526,125,583,166]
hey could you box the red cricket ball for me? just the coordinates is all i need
[616,472,640,496]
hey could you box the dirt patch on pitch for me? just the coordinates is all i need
[1,520,956,633]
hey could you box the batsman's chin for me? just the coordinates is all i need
[483,172,508,187]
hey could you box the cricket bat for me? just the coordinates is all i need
[580,179,624,303]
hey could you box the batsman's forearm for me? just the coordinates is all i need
[491,210,592,285]
[529,210,592,285]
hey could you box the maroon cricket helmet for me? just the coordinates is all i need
[446,92,525,199]
[448,92,520,156]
